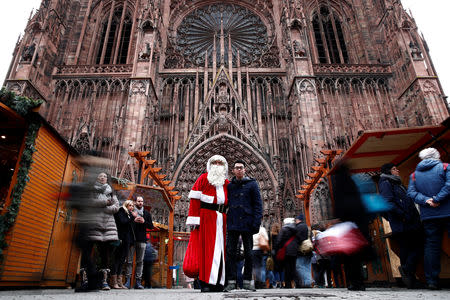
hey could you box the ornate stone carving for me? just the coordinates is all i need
[313,64,392,76]
[21,43,36,62]
[409,41,422,59]
[175,3,269,67]
[55,64,133,76]
[130,80,147,95]
[310,178,332,225]
[173,135,277,232]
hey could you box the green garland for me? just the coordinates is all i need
[0,89,42,262]
[111,176,131,188]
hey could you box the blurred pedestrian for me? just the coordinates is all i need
[295,214,313,288]
[73,171,120,291]
[407,148,450,290]
[143,241,158,288]
[274,217,307,288]
[332,161,371,291]
[270,223,283,288]
[379,163,422,288]
[252,226,269,289]
[311,225,330,288]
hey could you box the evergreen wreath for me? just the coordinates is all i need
[0,88,43,262]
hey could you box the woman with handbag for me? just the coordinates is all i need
[379,163,423,289]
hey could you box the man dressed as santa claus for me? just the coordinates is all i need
[186,155,229,292]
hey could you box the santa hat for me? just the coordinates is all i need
[206,155,228,173]
[419,148,440,160]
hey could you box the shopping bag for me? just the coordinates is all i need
[314,222,368,256]
[258,233,270,251]
[183,228,200,278]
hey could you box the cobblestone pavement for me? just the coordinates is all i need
[0,288,448,300]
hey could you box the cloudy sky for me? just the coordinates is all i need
[0,0,448,97]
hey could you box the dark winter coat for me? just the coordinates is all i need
[114,207,136,245]
[274,222,308,257]
[227,176,262,233]
[134,209,155,243]
[378,174,421,234]
[407,159,450,221]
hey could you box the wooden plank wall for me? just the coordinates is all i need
[0,126,68,282]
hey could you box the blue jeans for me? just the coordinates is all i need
[296,255,312,287]
[252,249,265,283]
[266,270,275,286]
[423,217,450,285]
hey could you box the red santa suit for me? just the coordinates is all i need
[186,173,229,286]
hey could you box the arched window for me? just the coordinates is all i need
[96,5,132,64]
[312,6,349,64]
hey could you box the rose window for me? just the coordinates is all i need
[176,4,269,67]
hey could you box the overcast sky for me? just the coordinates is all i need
[0,0,449,97]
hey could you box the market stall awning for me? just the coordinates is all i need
[333,122,449,173]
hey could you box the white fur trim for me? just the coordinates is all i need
[186,216,200,226]
[216,185,225,204]
[208,211,225,285]
[200,193,215,203]
[188,190,202,199]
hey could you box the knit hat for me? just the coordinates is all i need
[295,214,305,222]
[419,148,440,160]
[380,163,395,175]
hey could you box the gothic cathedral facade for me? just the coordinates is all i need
[4,0,449,230]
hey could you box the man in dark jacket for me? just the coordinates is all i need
[379,163,422,288]
[124,196,154,289]
[407,148,450,290]
[224,160,262,292]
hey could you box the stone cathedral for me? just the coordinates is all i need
[4,0,448,231]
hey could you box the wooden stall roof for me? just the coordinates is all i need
[114,183,174,211]
[330,121,450,174]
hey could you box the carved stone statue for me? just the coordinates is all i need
[409,41,422,59]
[217,83,230,104]
[21,43,36,62]
[293,40,306,58]
[139,42,151,60]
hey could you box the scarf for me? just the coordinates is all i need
[380,173,407,193]
[94,182,112,195]
[380,173,401,184]
[135,206,144,217]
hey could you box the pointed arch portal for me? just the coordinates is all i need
[172,133,279,231]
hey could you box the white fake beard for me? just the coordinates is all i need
[207,164,226,187]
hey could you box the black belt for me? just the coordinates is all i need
[200,202,228,214]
